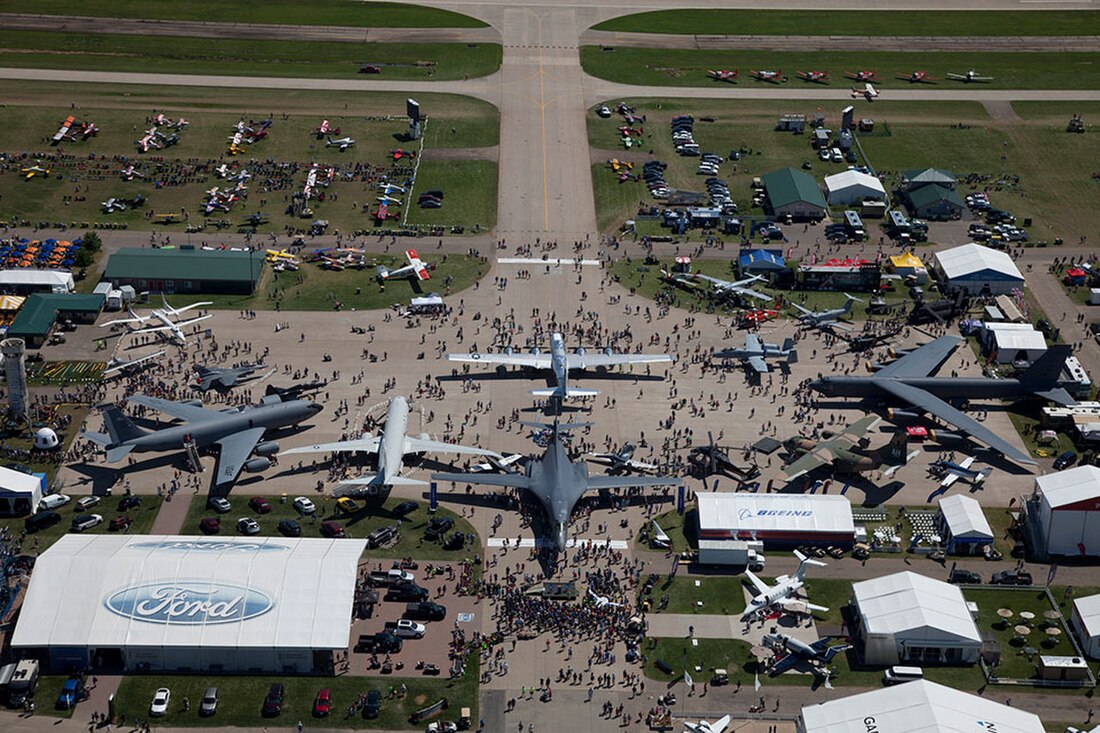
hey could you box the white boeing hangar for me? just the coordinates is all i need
[12,535,367,673]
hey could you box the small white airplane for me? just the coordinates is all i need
[851,82,879,100]
[684,715,731,733]
[281,396,499,493]
[377,194,404,206]
[326,136,356,151]
[377,249,431,282]
[99,296,213,345]
[103,350,165,377]
[586,443,659,475]
[670,271,772,302]
[588,589,622,608]
[947,69,993,83]
[379,183,406,195]
[741,550,828,620]
[447,332,673,401]
[931,455,991,488]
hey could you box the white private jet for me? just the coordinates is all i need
[931,455,992,489]
[741,550,829,620]
[447,332,673,401]
[377,249,431,282]
[684,715,731,733]
[281,395,499,494]
[99,296,212,345]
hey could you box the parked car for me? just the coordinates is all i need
[149,688,171,717]
[237,517,260,535]
[336,497,360,515]
[249,496,272,514]
[948,568,981,584]
[199,687,219,717]
[39,493,71,511]
[990,570,1033,586]
[26,510,61,533]
[56,677,86,710]
[405,602,447,621]
[362,689,382,719]
[200,517,221,535]
[118,495,142,511]
[393,619,426,638]
[277,519,302,537]
[109,515,133,532]
[312,689,331,717]
[261,683,285,717]
[320,521,346,538]
[71,514,104,532]
[366,524,398,548]
[75,496,101,511]
[388,582,429,602]
[1053,450,1078,471]
[354,632,402,654]
[293,497,316,515]
[207,496,231,513]
[392,500,419,517]
[425,517,454,541]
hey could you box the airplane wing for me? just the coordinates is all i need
[791,303,814,316]
[169,301,213,315]
[402,435,500,458]
[875,335,962,379]
[103,350,164,376]
[281,436,381,455]
[734,287,772,301]
[877,380,1035,465]
[430,471,532,490]
[585,475,681,490]
[747,356,769,374]
[743,568,772,596]
[745,334,762,352]
[446,352,554,369]
[173,314,213,329]
[806,602,830,613]
[127,395,221,422]
[781,450,830,481]
[940,472,960,489]
[99,315,145,329]
[566,352,672,370]
[213,426,266,487]
[958,456,975,469]
[768,652,799,676]
[839,414,881,442]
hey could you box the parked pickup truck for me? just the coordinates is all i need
[990,570,1033,586]
[385,619,426,639]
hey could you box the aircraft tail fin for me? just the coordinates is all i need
[822,644,850,663]
[793,549,828,577]
[99,404,146,444]
[1021,344,1073,398]
[81,431,111,447]
[875,431,910,468]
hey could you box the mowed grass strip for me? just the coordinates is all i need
[580,47,1100,90]
[0,30,502,82]
[1,0,488,28]
[593,10,1100,36]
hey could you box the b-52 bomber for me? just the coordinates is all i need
[447,332,672,401]
[781,416,909,481]
[811,335,1074,465]
[432,420,681,549]
[81,395,323,488]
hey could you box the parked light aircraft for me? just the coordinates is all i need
[377,249,431,282]
[447,332,672,401]
[585,443,657,475]
[947,69,994,83]
[851,83,879,100]
[666,271,772,302]
[763,633,851,680]
[326,136,356,151]
[742,551,829,620]
[684,716,731,733]
[930,455,991,488]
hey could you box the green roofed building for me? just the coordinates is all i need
[762,167,827,220]
[904,184,964,221]
[7,293,105,348]
[104,247,262,295]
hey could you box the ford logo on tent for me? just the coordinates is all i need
[104,581,274,625]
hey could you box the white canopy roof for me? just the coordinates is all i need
[990,327,1047,353]
[1073,593,1100,638]
[0,269,75,289]
[852,571,981,641]
[801,679,1043,733]
[12,535,366,650]
[823,170,886,195]
[934,243,1023,281]
[696,492,854,534]
[938,495,993,541]
[0,466,41,496]
[1035,464,1100,509]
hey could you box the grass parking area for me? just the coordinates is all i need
[0,494,164,554]
[639,574,747,615]
[589,98,1100,243]
[0,31,501,82]
[194,252,487,311]
[0,81,499,235]
[592,10,1098,36]
[581,48,1100,91]
[112,662,479,729]
[2,0,488,28]
[181,494,479,560]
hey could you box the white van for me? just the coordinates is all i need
[39,493,71,511]
[883,665,923,685]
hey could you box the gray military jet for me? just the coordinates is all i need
[791,294,862,331]
[811,336,1074,465]
[714,334,797,373]
[194,362,267,392]
[81,395,323,487]
[432,420,681,549]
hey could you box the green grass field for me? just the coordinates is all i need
[581,47,1100,90]
[181,494,480,560]
[2,0,488,28]
[0,30,501,82]
[588,98,1100,243]
[112,662,479,729]
[193,252,486,311]
[592,10,1099,36]
[0,83,499,235]
[0,494,164,554]
[639,574,747,615]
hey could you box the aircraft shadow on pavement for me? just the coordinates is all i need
[67,454,181,495]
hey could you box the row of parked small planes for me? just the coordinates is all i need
[135,114,189,153]
[707,68,993,84]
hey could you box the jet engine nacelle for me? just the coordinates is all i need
[530,347,541,355]
[886,408,920,422]
[260,394,284,406]
[243,457,271,473]
[504,346,514,355]
[254,441,279,456]
[929,429,967,444]
[183,399,204,407]
[575,347,586,356]
[603,347,614,356]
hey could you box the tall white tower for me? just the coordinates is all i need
[1,338,28,421]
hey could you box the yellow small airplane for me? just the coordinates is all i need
[20,164,51,180]
[154,213,184,224]
[265,248,298,262]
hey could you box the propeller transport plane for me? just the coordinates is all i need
[930,455,992,489]
[713,334,797,374]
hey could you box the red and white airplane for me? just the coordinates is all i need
[851,83,880,101]
[119,165,143,181]
[313,119,340,138]
[136,127,160,153]
[897,70,936,84]
[797,69,829,84]
[750,69,784,83]
[845,70,876,82]
[377,249,431,281]
[706,69,738,83]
